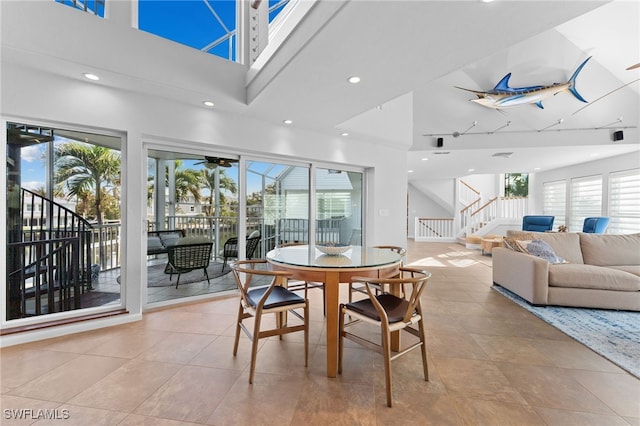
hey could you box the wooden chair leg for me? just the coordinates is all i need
[249,312,262,384]
[304,302,309,367]
[233,304,244,356]
[338,305,345,374]
[418,319,429,381]
[381,326,393,407]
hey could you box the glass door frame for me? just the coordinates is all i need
[2,116,126,329]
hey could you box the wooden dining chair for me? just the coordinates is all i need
[277,242,326,315]
[348,245,406,302]
[231,259,309,384]
[338,267,431,407]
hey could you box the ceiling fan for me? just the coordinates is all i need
[195,156,237,168]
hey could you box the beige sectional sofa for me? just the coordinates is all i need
[492,231,640,311]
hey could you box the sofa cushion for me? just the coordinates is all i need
[606,265,640,277]
[159,231,183,247]
[517,239,566,264]
[579,233,640,266]
[506,230,539,240]
[548,264,640,291]
[534,232,584,264]
[147,236,164,251]
[176,236,210,245]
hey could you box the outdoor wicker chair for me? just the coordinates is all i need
[222,232,261,271]
[166,241,213,288]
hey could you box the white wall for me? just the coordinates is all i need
[462,174,500,201]
[407,182,452,237]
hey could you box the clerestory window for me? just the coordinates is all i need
[54,0,290,62]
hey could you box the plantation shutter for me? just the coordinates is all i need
[570,175,602,232]
[609,168,640,234]
[543,180,566,228]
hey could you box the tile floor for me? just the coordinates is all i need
[1,241,639,425]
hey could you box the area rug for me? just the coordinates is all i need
[492,285,640,378]
[147,262,232,287]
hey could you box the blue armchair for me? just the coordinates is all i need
[582,217,610,234]
[522,215,555,232]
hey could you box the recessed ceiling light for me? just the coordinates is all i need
[340,132,349,137]
[283,119,293,125]
[408,170,414,173]
[534,167,541,171]
[421,157,429,161]
[83,73,100,81]
[468,168,475,172]
[492,152,513,158]
[203,101,215,107]
[347,76,361,84]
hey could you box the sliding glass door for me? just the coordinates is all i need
[316,168,363,245]
[245,160,310,251]
[5,122,122,322]
[146,150,239,303]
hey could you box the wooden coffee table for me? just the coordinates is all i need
[481,238,503,255]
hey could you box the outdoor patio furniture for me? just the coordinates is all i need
[147,229,185,256]
[221,232,261,271]
[166,241,213,288]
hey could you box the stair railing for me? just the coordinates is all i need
[6,188,94,319]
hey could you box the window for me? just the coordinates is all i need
[609,169,640,234]
[543,180,566,228]
[138,0,290,62]
[55,0,105,17]
[504,173,528,197]
[570,175,602,232]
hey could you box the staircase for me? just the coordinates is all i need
[414,180,527,242]
[6,188,94,319]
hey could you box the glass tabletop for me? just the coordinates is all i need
[266,245,402,269]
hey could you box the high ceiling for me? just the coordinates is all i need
[2,0,638,183]
[246,0,639,180]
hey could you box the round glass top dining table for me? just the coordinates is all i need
[266,244,403,377]
[266,244,402,268]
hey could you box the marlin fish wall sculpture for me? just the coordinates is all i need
[456,57,591,109]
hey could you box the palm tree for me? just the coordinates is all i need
[172,160,203,208]
[55,142,120,225]
[201,167,237,216]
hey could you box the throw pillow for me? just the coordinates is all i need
[502,238,525,252]
[519,239,566,264]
